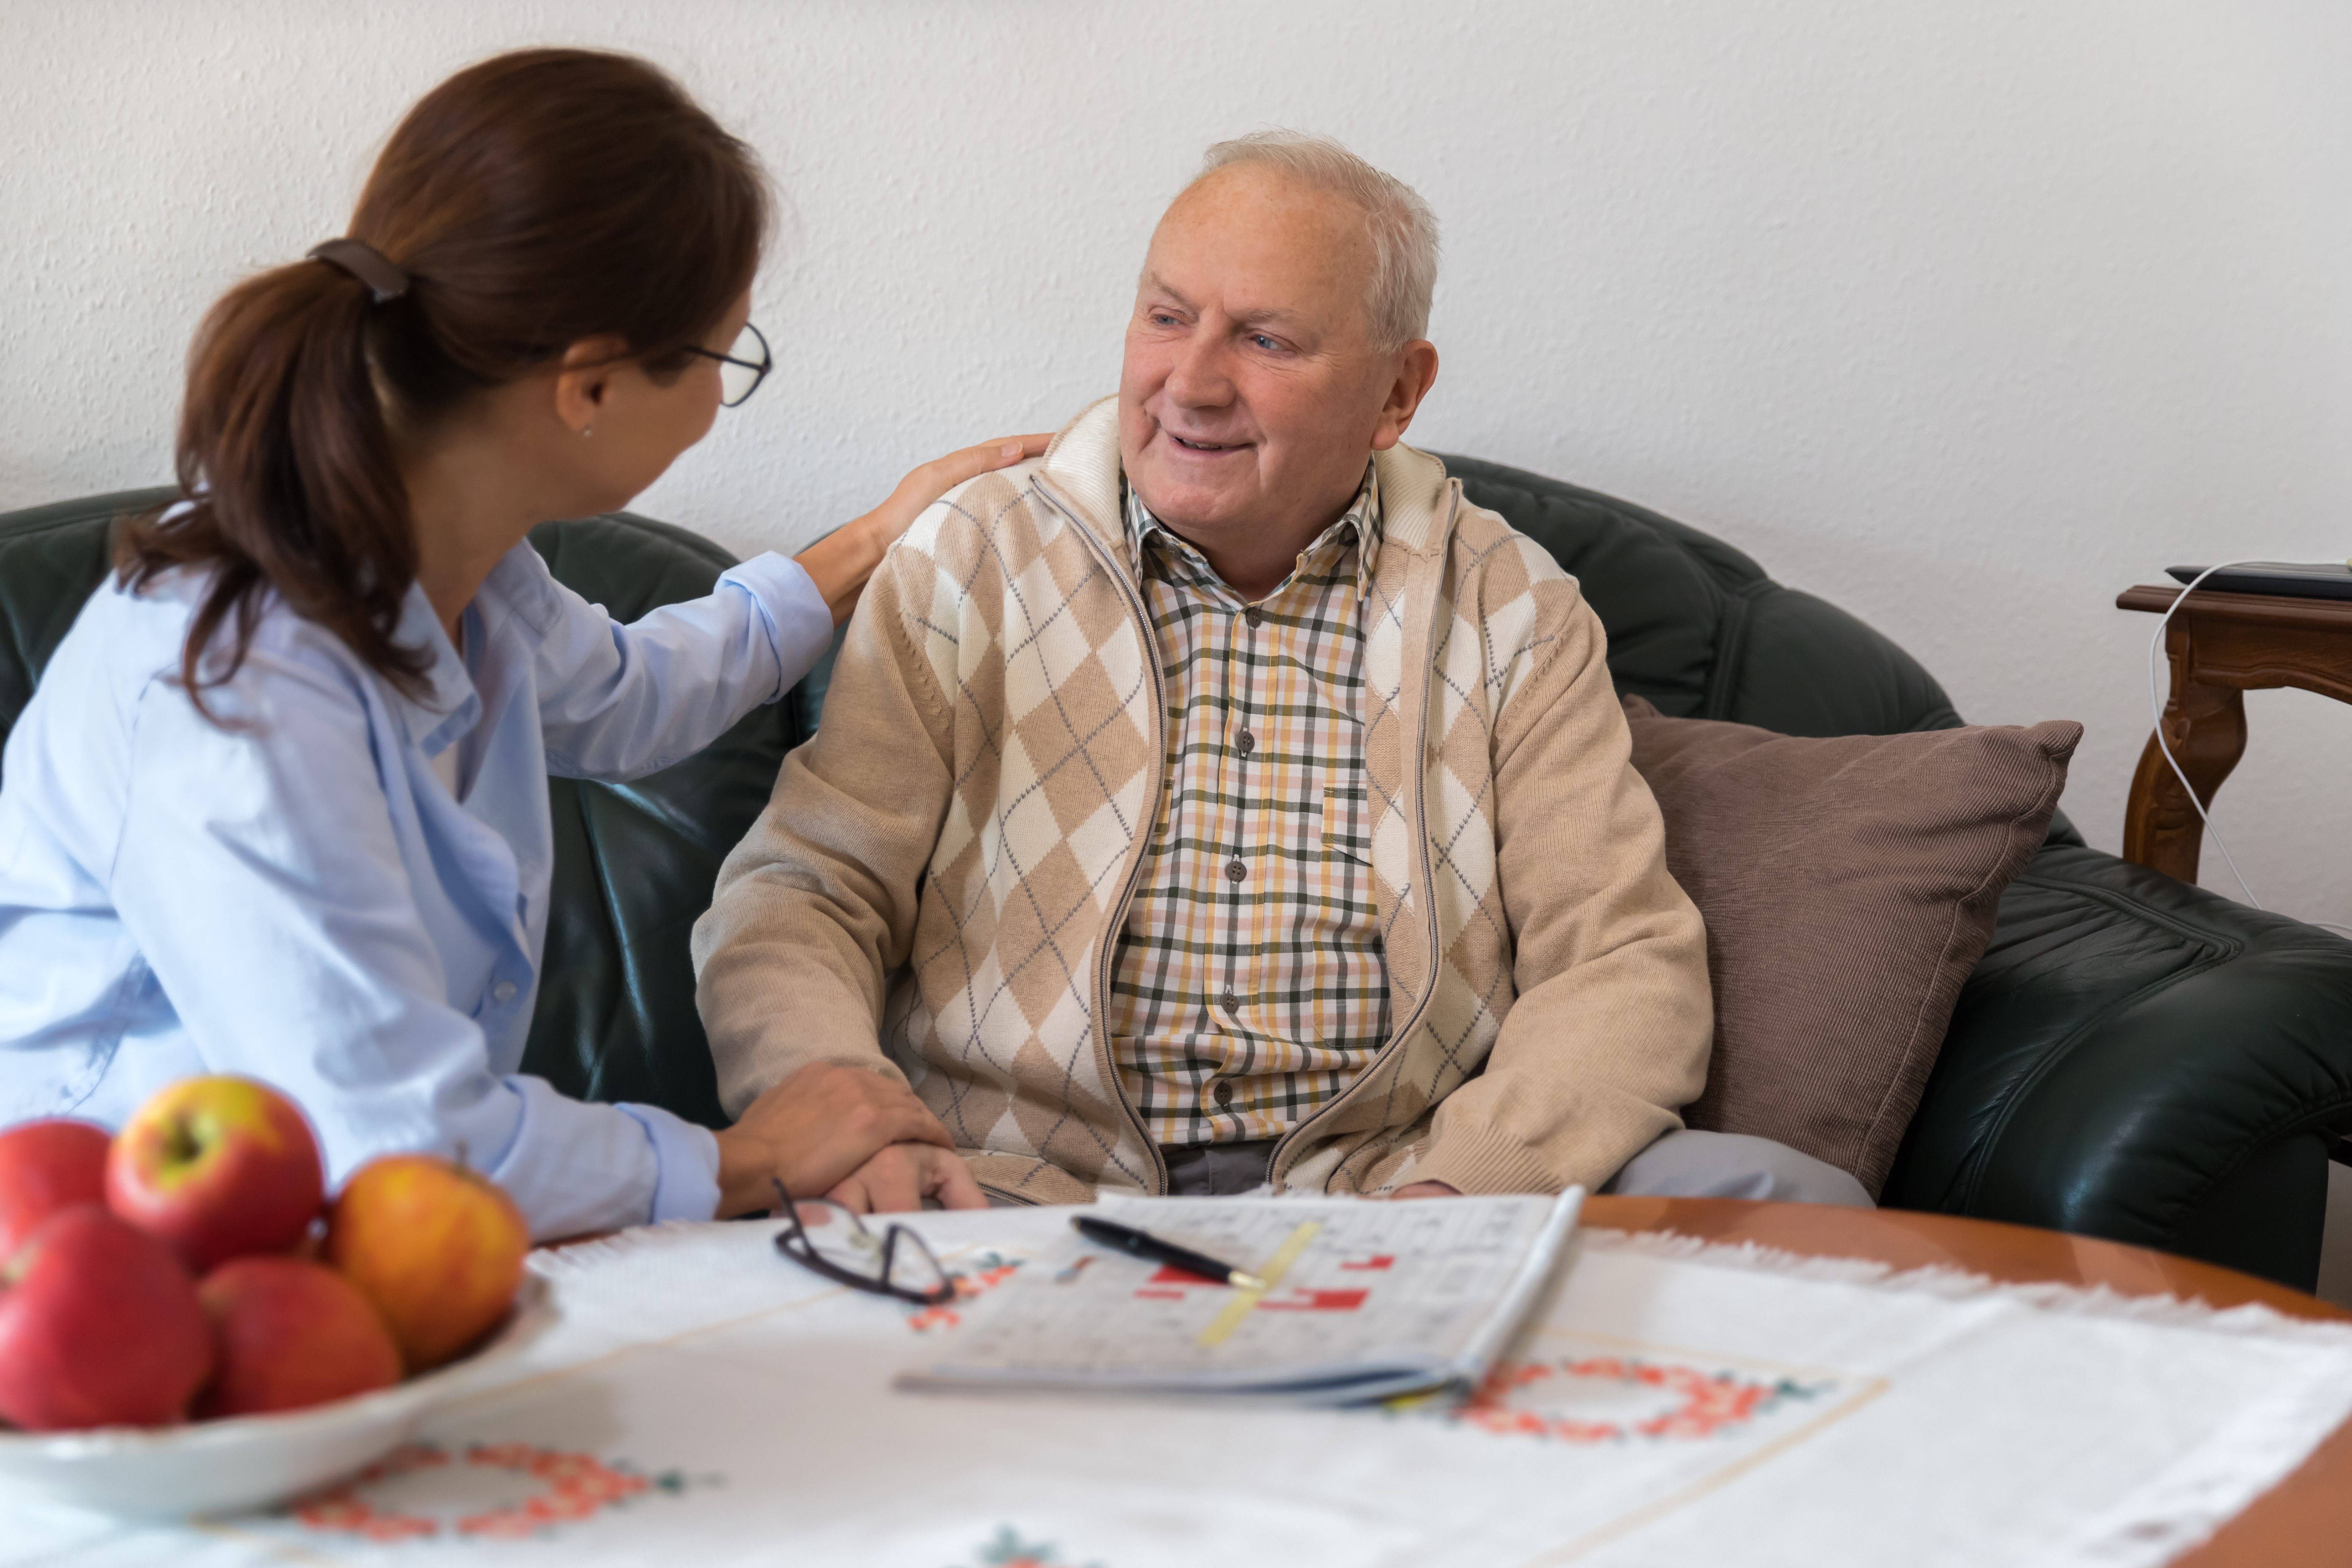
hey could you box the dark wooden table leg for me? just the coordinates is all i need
[2116,582,2352,886]
[2122,666,2247,884]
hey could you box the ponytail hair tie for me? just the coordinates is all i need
[306,238,411,302]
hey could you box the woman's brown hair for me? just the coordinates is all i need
[116,48,768,717]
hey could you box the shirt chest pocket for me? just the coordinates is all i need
[1320,783,1369,865]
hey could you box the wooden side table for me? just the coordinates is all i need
[1586,1195,2352,1566]
[2116,583,2352,883]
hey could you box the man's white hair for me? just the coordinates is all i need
[1195,130,1440,352]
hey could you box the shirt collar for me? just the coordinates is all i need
[1122,462,1383,598]
[389,579,482,758]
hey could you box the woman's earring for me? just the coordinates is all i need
[581,426,593,439]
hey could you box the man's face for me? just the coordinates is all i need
[1119,165,1424,545]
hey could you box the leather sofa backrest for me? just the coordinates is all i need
[1436,456,1963,737]
[0,489,145,748]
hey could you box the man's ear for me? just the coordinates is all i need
[551,335,631,436]
[1369,340,1441,452]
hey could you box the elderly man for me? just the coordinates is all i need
[693,132,1868,1212]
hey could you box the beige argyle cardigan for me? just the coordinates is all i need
[693,399,1711,1205]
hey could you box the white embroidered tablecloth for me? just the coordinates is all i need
[13,1204,2352,1568]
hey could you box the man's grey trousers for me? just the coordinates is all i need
[1151,1129,1872,1206]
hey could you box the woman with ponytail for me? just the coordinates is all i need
[0,49,1031,1236]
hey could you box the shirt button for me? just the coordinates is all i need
[491,980,518,1004]
[1221,985,1238,1010]
[1244,607,1263,628]
[1225,859,1247,883]
[1214,1080,1235,1108]
[1236,728,1256,756]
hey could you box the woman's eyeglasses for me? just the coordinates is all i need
[684,321,772,408]
[771,1179,954,1307]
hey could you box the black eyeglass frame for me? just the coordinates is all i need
[770,1179,956,1307]
[682,321,773,407]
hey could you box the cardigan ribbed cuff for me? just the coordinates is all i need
[1400,1127,1565,1198]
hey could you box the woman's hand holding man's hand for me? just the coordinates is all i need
[824,1142,985,1214]
[712,1060,957,1218]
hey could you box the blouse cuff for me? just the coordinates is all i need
[717,553,835,700]
[617,1104,724,1224]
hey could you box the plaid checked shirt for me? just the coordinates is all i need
[1107,469,1393,1146]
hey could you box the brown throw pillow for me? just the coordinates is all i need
[1621,696,2083,1196]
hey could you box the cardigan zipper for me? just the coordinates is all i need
[1030,474,1171,1195]
[1266,478,1461,1187]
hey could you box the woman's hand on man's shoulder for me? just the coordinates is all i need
[794,433,1052,626]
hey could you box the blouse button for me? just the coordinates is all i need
[1225,859,1247,883]
[1213,1080,1235,1108]
[491,980,518,1004]
[1244,607,1263,628]
[1236,728,1256,757]
[1221,985,1239,1010]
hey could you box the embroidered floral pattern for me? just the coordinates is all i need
[287,1440,710,1540]
[959,1523,1103,1567]
[905,1251,1024,1332]
[289,1443,449,1542]
[454,1442,652,1538]
[1455,1356,1828,1444]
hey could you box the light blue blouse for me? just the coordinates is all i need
[0,537,831,1239]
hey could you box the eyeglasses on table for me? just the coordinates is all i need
[770,1179,956,1307]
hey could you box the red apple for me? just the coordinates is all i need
[0,1119,110,1259]
[325,1155,528,1371]
[197,1256,402,1416]
[0,1205,213,1431]
[106,1076,324,1273]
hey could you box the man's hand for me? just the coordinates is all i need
[712,1061,951,1218]
[1390,1181,1462,1200]
[825,1142,986,1214]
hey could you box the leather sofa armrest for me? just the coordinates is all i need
[1882,843,2352,1290]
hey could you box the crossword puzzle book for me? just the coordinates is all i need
[897,1188,1584,1406]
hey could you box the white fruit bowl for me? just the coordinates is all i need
[0,1274,554,1520]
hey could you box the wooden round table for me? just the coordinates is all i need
[1582,1195,2352,1566]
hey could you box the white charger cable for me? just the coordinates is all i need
[2145,561,2352,936]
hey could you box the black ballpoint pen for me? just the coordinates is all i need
[1072,1216,1269,1290]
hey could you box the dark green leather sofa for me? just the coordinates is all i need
[7,466,2351,1289]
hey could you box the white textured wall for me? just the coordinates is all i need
[5,0,2349,921]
